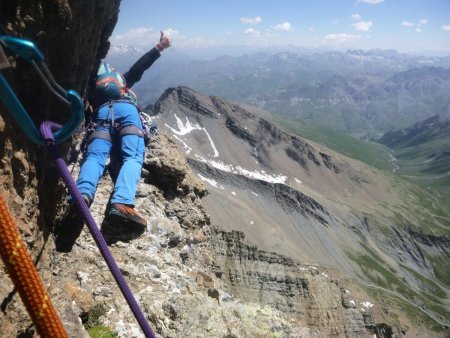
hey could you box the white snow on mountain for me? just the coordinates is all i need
[167,114,289,185]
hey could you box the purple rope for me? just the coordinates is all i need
[40,121,155,338]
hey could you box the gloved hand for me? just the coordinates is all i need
[156,31,171,52]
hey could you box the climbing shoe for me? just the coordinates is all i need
[54,194,92,252]
[106,203,147,231]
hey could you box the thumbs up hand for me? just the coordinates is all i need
[156,31,171,52]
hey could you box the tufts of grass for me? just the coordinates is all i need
[81,304,118,338]
[87,326,117,338]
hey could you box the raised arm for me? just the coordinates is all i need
[123,31,171,88]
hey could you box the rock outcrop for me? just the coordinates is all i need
[0,0,119,334]
[211,229,387,338]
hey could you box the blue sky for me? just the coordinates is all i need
[111,0,450,54]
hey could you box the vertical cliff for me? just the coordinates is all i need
[0,1,120,335]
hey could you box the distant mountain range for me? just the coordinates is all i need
[107,46,450,139]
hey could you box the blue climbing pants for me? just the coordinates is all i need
[76,102,145,206]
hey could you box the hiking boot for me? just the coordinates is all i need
[106,203,147,231]
[55,194,92,252]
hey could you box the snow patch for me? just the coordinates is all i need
[166,114,202,136]
[295,178,302,184]
[203,127,219,157]
[196,157,287,184]
[173,135,192,154]
[236,166,287,184]
[231,191,237,196]
[167,114,219,157]
[198,174,220,188]
[362,301,374,308]
[250,220,254,224]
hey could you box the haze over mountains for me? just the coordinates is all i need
[107,45,450,139]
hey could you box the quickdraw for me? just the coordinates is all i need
[0,35,83,145]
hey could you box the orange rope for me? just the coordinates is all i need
[0,193,68,337]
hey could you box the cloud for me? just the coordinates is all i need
[358,0,384,4]
[243,28,261,37]
[240,16,262,25]
[110,27,220,49]
[351,13,362,21]
[353,21,373,32]
[442,25,450,32]
[308,27,316,32]
[110,27,187,47]
[402,18,427,33]
[111,27,156,45]
[324,33,361,44]
[272,22,293,31]
[401,21,414,27]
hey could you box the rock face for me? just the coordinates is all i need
[0,0,119,335]
[211,229,384,338]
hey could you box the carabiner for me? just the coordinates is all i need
[0,35,83,145]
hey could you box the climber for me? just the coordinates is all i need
[57,31,171,249]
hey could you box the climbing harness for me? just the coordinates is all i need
[86,100,157,147]
[0,35,84,145]
[0,35,156,338]
[0,193,69,338]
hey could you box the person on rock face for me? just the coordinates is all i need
[56,32,171,251]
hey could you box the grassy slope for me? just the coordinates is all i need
[275,116,393,171]
[272,116,450,334]
[392,135,450,194]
